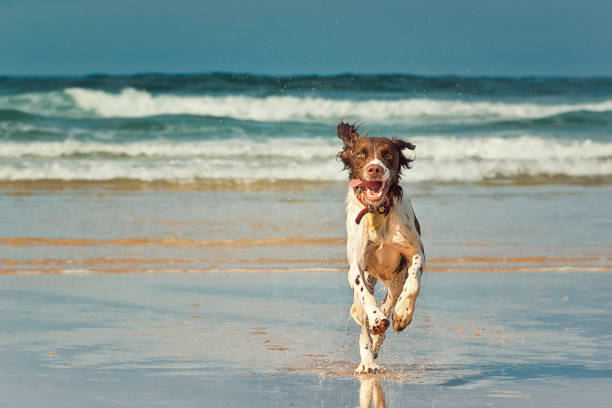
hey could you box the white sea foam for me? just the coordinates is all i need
[1,135,611,183]
[2,135,611,160]
[0,137,339,159]
[3,88,612,123]
[65,88,612,122]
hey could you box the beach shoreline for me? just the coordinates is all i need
[1,180,611,407]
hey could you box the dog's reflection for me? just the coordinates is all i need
[358,377,386,408]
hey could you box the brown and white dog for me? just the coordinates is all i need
[337,121,424,374]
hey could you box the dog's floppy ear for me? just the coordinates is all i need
[392,137,416,169]
[337,121,360,147]
[336,121,361,176]
[392,137,415,151]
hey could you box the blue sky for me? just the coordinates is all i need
[1,0,611,76]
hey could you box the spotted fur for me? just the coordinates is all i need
[338,121,425,374]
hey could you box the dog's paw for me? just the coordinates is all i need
[392,309,413,333]
[355,361,381,375]
[392,296,417,333]
[369,317,390,335]
[392,294,417,332]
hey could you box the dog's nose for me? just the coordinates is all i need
[366,164,384,178]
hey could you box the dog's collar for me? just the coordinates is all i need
[350,179,394,225]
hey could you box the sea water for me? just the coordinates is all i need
[1,74,611,184]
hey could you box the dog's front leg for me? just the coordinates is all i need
[348,264,389,336]
[392,253,424,332]
[347,210,389,373]
[349,263,388,374]
[356,312,381,374]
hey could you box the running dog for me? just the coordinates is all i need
[337,121,424,374]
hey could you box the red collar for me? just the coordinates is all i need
[350,179,394,225]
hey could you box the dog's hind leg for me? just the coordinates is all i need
[380,273,406,318]
[392,253,423,332]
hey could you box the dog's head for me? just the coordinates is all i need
[337,121,415,205]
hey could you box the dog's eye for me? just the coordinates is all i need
[384,153,393,160]
[356,152,366,159]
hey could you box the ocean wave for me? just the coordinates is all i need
[0,158,609,184]
[64,88,612,122]
[1,135,611,183]
[3,88,612,124]
[0,135,611,161]
[0,137,339,159]
[0,108,40,121]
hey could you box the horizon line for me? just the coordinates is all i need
[1,71,612,80]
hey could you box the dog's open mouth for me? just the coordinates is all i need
[351,179,388,203]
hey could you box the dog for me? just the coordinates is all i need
[337,121,424,374]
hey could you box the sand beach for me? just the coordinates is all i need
[1,181,611,407]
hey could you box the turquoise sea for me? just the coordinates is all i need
[1,74,611,185]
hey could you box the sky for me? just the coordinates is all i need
[0,0,611,76]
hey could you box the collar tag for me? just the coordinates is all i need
[354,195,393,224]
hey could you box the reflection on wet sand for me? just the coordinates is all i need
[359,377,386,408]
[1,252,610,274]
[0,178,342,192]
[0,236,345,248]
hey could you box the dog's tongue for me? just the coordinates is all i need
[350,179,384,192]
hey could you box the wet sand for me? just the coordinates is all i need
[2,272,612,407]
[2,183,611,275]
[1,183,611,406]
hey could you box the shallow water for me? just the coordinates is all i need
[1,183,611,274]
[1,271,611,407]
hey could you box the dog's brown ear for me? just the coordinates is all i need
[392,137,416,169]
[337,121,360,147]
[336,121,360,176]
[392,137,416,151]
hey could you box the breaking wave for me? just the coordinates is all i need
[2,87,612,123]
[1,135,611,183]
[2,75,611,186]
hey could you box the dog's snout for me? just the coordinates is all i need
[366,164,384,178]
